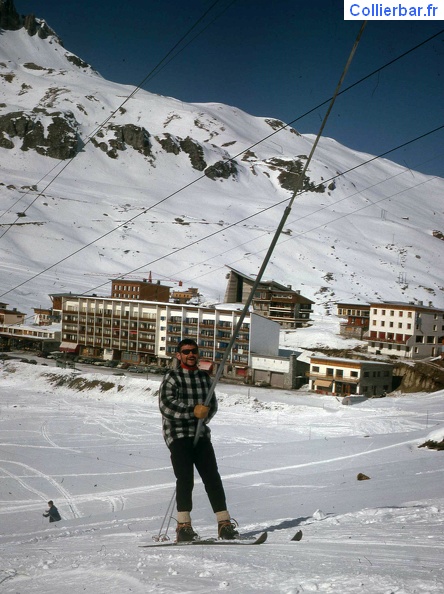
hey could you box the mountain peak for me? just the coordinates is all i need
[0,0,61,43]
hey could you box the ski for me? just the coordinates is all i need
[140,531,268,548]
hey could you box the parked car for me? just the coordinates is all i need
[116,362,129,369]
[148,366,165,374]
[128,366,149,373]
[56,360,75,369]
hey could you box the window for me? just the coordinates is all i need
[351,371,358,378]
[398,323,402,328]
[381,321,385,327]
[399,311,403,317]
[312,366,320,372]
[326,368,334,377]
[389,322,394,328]
[390,310,394,316]
[336,369,344,378]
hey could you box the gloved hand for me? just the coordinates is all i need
[194,404,210,419]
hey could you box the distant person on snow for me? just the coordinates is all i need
[159,338,239,542]
[43,500,61,523]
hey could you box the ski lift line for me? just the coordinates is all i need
[287,21,367,212]
[161,21,368,534]
[0,0,231,232]
[0,121,441,303]
[1,31,442,296]
[209,174,439,285]
[1,24,441,232]
[170,150,444,286]
[79,122,444,298]
[192,21,368,441]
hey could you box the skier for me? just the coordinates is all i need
[43,500,61,523]
[159,338,239,542]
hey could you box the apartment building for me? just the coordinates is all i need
[59,295,280,375]
[309,356,393,397]
[0,303,27,350]
[365,301,444,359]
[336,302,370,339]
[110,278,170,302]
[224,267,313,328]
[0,303,26,326]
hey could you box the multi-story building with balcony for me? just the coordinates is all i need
[336,302,370,339]
[308,356,393,397]
[224,267,313,328]
[0,303,26,326]
[59,295,280,376]
[365,301,444,359]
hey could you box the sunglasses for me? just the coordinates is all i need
[180,348,198,355]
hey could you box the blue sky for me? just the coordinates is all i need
[15,0,444,177]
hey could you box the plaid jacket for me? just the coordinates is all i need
[159,367,218,447]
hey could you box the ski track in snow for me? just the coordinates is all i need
[0,365,443,593]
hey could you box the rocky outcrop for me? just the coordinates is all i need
[0,0,61,41]
[156,133,181,155]
[266,157,325,194]
[179,137,207,171]
[0,0,20,30]
[393,361,444,393]
[91,124,152,159]
[205,159,238,180]
[0,109,80,159]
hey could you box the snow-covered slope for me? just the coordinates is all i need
[1,363,443,593]
[1,21,443,316]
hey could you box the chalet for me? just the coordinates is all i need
[0,303,26,326]
[170,287,200,304]
[309,356,393,397]
[0,303,27,350]
[224,267,313,328]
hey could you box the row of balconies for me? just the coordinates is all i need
[364,331,412,343]
[63,309,157,320]
[79,337,156,352]
[308,372,360,384]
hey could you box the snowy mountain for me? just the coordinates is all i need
[1,3,443,317]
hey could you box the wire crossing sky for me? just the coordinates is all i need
[15,0,444,178]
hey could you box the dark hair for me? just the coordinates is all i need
[48,500,53,505]
[176,338,198,352]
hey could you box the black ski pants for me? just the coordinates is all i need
[169,437,227,513]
